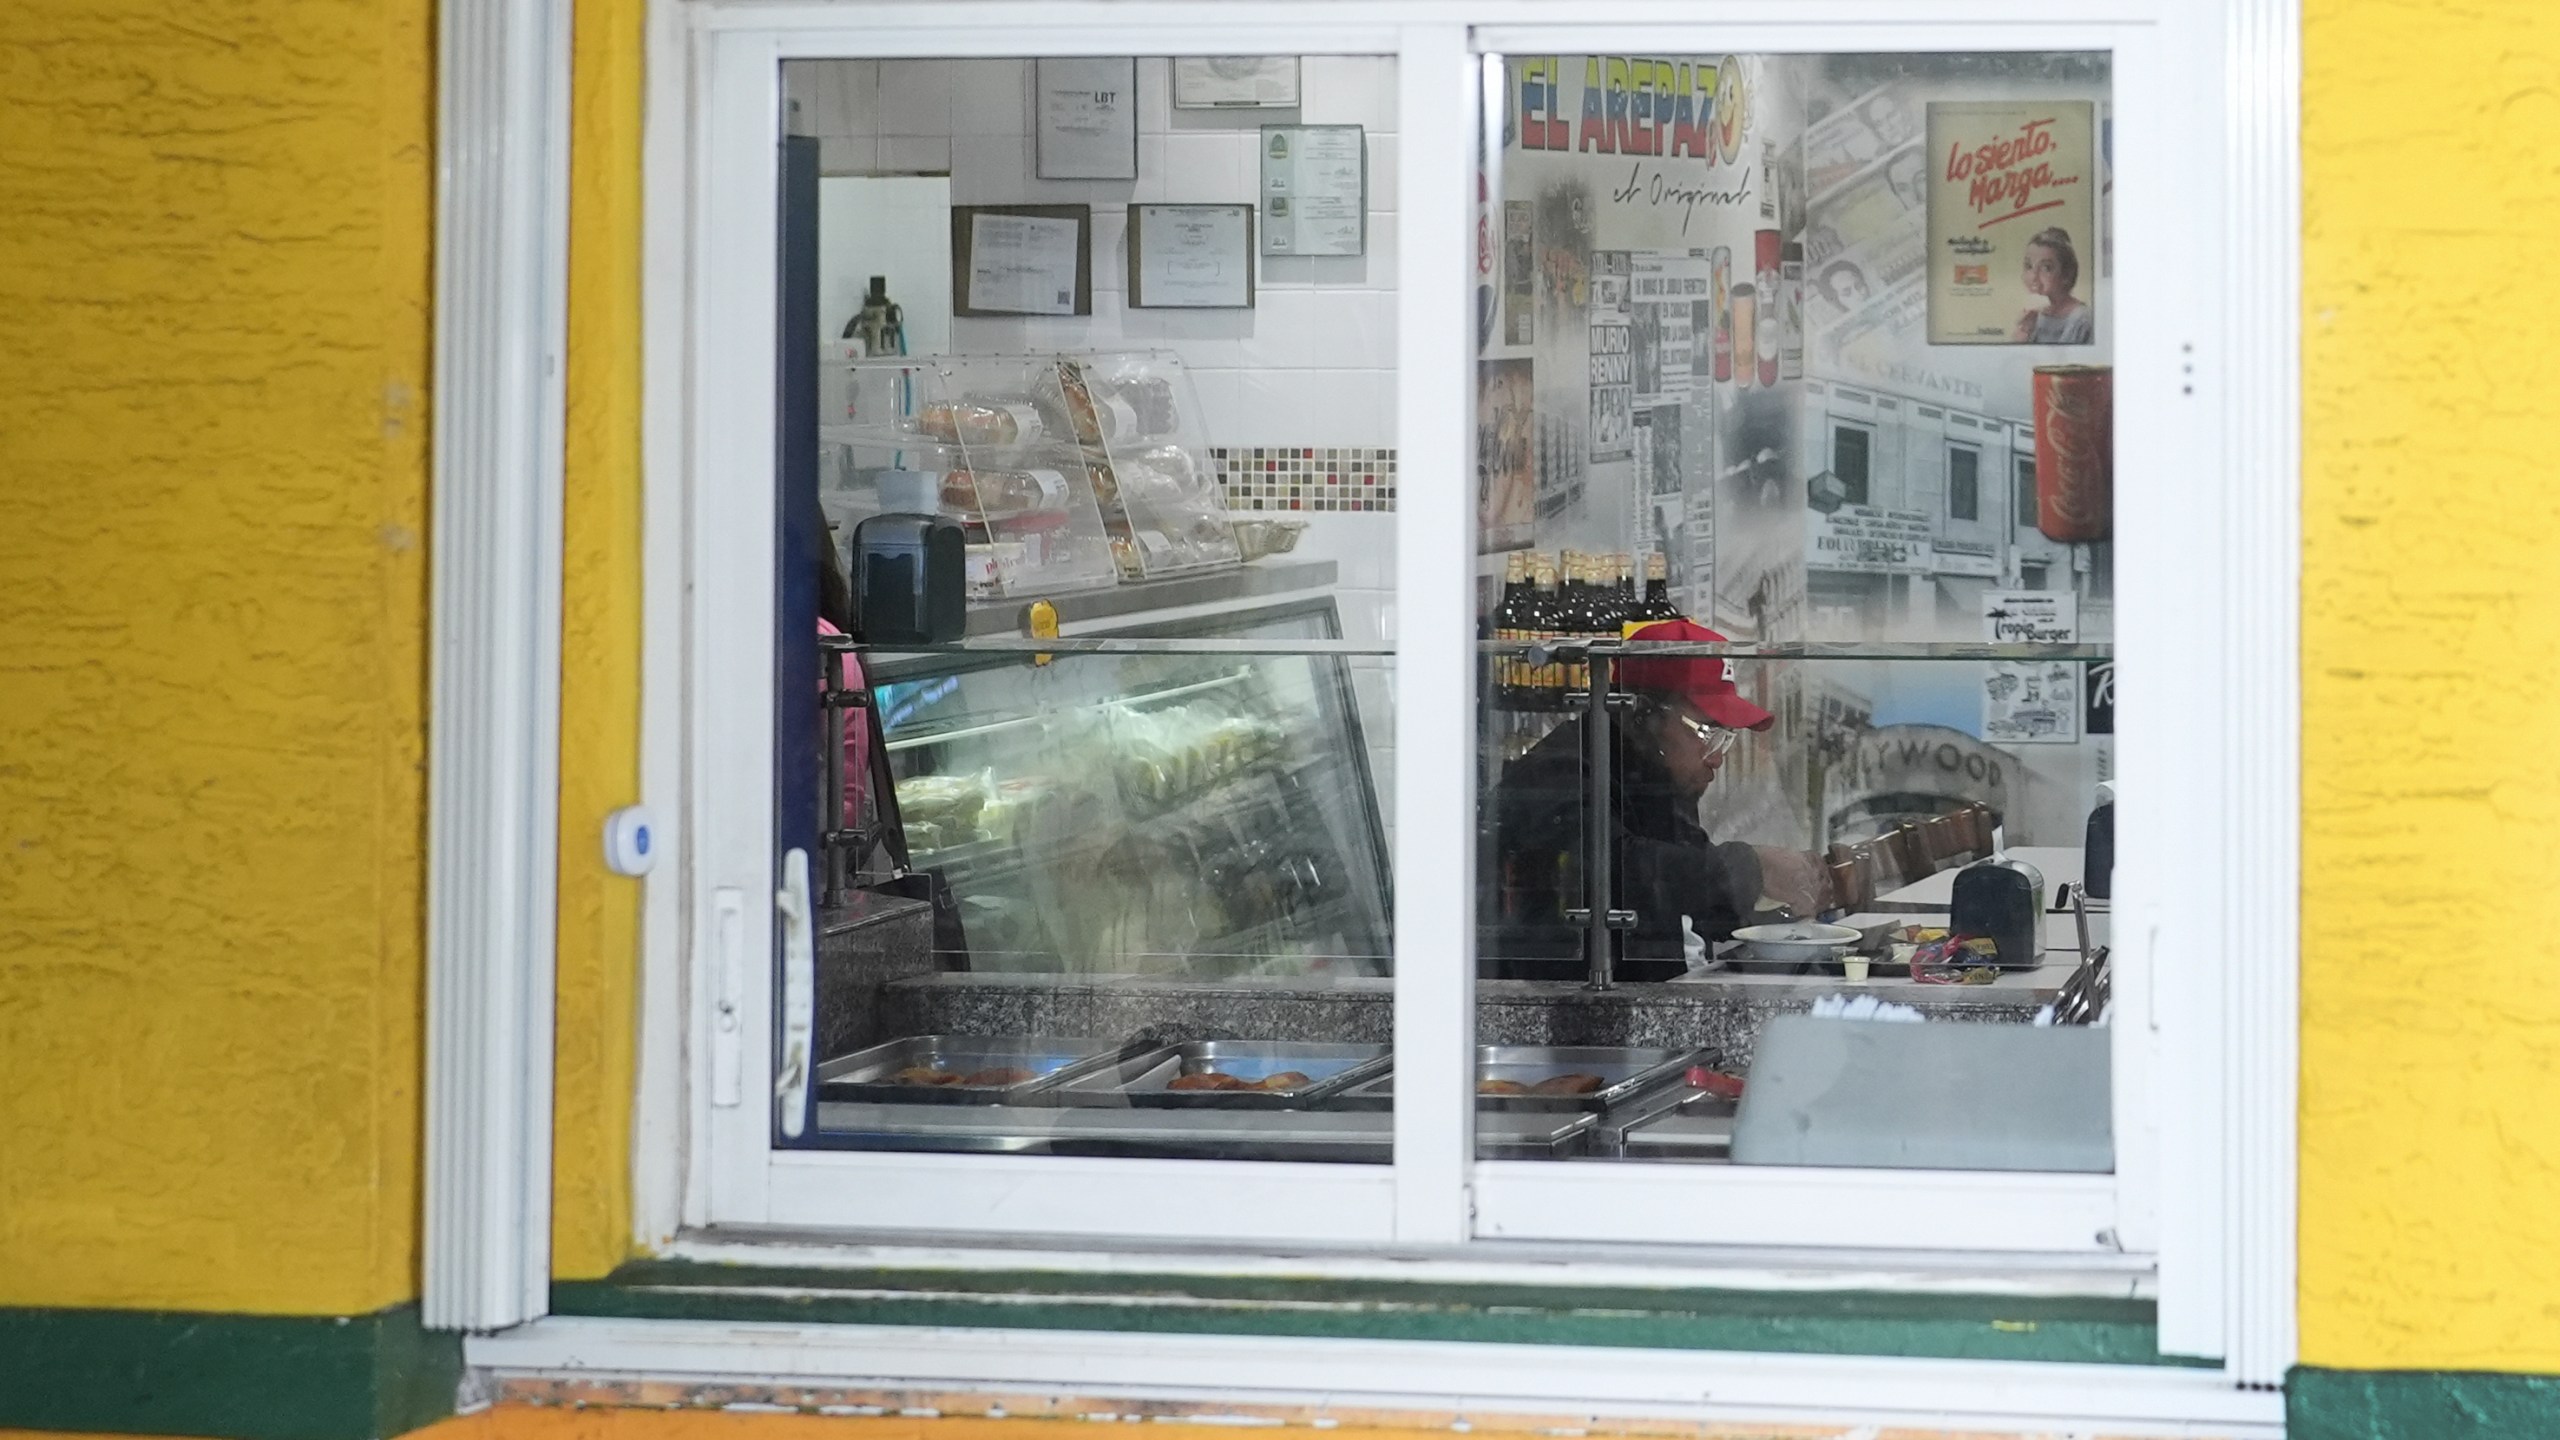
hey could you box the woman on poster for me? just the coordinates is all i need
[2010,226,2094,344]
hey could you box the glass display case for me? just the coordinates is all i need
[866,599,1392,980]
[817,350,1240,600]
[1058,352,1245,580]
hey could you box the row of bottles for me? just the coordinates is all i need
[1488,550,1683,710]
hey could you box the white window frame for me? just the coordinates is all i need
[611,0,2297,1410]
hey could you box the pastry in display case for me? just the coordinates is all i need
[867,598,1392,979]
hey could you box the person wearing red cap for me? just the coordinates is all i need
[1482,618,1776,980]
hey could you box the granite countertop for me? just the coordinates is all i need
[886,969,2064,1004]
[879,967,2061,1067]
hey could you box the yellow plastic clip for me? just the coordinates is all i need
[1028,598,1058,667]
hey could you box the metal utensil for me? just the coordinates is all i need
[2050,889,2111,1026]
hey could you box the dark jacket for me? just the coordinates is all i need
[1479,714,1748,981]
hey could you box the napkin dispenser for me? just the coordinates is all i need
[851,470,965,645]
[1949,857,2046,968]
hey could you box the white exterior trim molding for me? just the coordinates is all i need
[2213,0,2302,1386]
[614,0,2302,1414]
[424,0,576,1332]
[469,1317,2287,1438]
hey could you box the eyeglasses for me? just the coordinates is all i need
[1673,712,1741,759]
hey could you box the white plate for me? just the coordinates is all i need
[1731,922,1862,961]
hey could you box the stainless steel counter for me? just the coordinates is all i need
[962,558,1338,636]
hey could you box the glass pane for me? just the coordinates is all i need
[1475,52,2114,1170]
[779,55,1401,1162]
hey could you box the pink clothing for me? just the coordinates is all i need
[819,618,870,827]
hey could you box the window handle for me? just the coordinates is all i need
[774,848,817,1139]
[710,888,745,1107]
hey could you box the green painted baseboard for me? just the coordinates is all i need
[555,1257,2200,1367]
[2289,1366,2560,1439]
[0,1302,460,1440]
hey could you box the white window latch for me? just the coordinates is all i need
[710,888,746,1107]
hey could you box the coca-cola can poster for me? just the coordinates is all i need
[1924,100,2097,346]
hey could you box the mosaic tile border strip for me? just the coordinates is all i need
[1213,446,1398,513]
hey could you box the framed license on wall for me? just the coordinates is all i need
[1127,204,1255,309]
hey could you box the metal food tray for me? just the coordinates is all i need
[815,1034,1126,1106]
[1609,1088,1740,1161]
[1047,1040,1389,1109]
[811,1102,1596,1162]
[1336,1045,1703,1113]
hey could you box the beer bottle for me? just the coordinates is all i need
[1491,552,1530,707]
[1637,551,1681,626]
[1528,556,1563,705]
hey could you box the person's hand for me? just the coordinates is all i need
[1750,845,1827,917]
[2013,310,2040,342]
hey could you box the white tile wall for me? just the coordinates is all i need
[788,54,1400,450]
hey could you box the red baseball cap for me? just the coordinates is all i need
[1619,619,1775,731]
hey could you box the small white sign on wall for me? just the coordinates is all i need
[1035,57,1139,181]
[1172,57,1300,109]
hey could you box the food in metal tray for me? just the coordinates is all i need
[1686,1066,1747,1099]
[1479,1073,1605,1097]
[1167,1069,1314,1092]
[889,1064,1039,1088]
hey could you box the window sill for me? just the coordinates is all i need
[548,1256,2200,1368]
[470,1288,2282,1436]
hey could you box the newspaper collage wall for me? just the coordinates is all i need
[1478,54,1806,639]
[1475,51,2117,852]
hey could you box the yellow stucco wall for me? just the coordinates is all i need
[552,0,650,1285]
[0,0,646,1312]
[8,0,2560,1384]
[0,1,434,1316]
[2296,0,2560,1374]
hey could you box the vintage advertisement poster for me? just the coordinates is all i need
[1684,483,1716,613]
[1646,404,1684,496]
[1478,358,1537,551]
[1587,251,1634,461]
[1631,251,1708,405]
[1503,201,1536,345]
[1808,505,1933,574]
[1925,100,2098,345]
[1981,591,2081,744]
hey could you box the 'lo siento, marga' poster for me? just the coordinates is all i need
[1925,100,2097,346]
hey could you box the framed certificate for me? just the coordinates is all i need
[1034,57,1139,181]
[1258,124,1366,258]
[1127,204,1255,309]
[1172,57,1300,109]
[950,205,1093,317]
